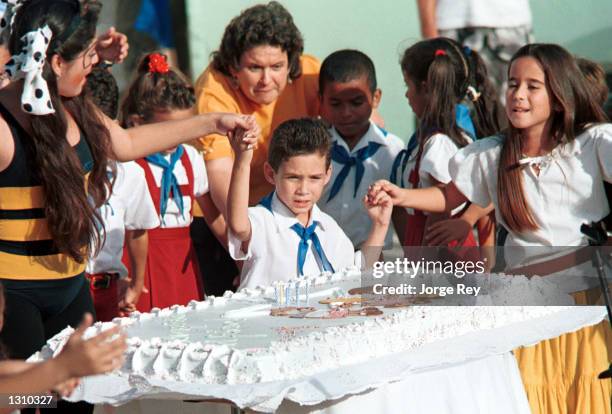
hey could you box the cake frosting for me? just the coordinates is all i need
[30,267,577,385]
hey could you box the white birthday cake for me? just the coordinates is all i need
[29,266,581,386]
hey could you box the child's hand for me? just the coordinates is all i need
[368,180,405,206]
[216,114,260,140]
[96,27,129,64]
[228,122,259,155]
[55,313,127,378]
[424,218,472,246]
[364,188,393,226]
[52,377,80,398]
[118,278,141,316]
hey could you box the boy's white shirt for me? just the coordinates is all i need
[228,192,358,290]
[147,145,208,228]
[403,132,471,216]
[86,161,160,277]
[450,123,612,274]
[318,122,404,249]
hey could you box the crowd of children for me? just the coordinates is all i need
[0,0,609,412]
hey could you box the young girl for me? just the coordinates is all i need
[0,0,256,389]
[395,37,501,250]
[120,53,208,312]
[371,43,611,414]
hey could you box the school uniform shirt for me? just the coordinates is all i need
[319,122,405,249]
[450,124,612,270]
[402,132,472,216]
[86,161,159,278]
[228,192,359,290]
[147,145,208,228]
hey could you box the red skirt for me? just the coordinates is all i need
[403,210,479,262]
[136,226,203,312]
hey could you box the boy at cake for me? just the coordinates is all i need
[227,118,392,289]
[317,50,405,249]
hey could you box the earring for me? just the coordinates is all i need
[230,75,239,89]
[287,77,293,85]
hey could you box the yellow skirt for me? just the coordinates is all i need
[513,288,612,414]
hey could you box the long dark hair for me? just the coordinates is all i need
[8,0,113,262]
[210,1,304,80]
[401,37,501,148]
[498,44,607,233]
[119,53,195,127]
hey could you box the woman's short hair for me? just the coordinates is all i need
[211,1,304,80]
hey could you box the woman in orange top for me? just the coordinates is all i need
[191,2,320,294]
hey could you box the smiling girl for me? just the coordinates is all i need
[371,43,611,414]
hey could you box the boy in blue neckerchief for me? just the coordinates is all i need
[317,49,406,250]
[227,118,392,290]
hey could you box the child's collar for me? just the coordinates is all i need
[331,121,387,153]
[262,192,326,232]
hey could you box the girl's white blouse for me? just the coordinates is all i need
[450,124,612,269]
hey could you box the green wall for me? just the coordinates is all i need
[186,0,612,141]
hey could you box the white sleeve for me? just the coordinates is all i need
[187,146,209,197]
[449,139,494,208]
[594,124,612,182]
[227,208,265,261]
[122,163,160,230]
[354,250,364,269]
[419,134,460,184]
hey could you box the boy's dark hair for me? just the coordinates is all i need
[319,49,377,94]
[576,57,609,107]
[85,66,119,119]
[211,1,304,80]
[268,118,332,171]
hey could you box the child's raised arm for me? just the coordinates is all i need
[105,112,258,162]
[227,119,259,244]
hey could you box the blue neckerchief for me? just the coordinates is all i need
[258,192,335,276]
[259,192,274,212]
[327,141,382,202]
[376,124,389,137]
[390,134,418,187]
[456,103,476,139]
[290,221,335,276]
[145,145,185,220]
[390,104,476,187]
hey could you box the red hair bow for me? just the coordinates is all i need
[435,49,446,57]
[148,53,169,74]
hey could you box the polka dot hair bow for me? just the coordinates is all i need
[5,25,55,115]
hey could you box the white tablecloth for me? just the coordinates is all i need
[96,352,530,414]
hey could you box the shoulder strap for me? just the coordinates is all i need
[178,145,195,198]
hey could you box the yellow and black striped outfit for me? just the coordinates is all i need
[0,103,96,360]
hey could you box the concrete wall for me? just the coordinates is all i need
[185,0,612,140]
